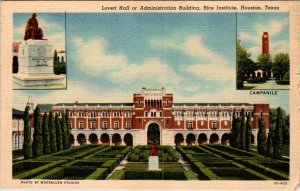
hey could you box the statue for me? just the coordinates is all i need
[149,144,158,156]
[24,13,44,40]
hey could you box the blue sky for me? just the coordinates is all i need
[13,13,289,112]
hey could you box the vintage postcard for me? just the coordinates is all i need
[1,1,299,190]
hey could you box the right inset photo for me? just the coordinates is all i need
[236,12,289,90]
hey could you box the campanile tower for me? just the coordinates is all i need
[262,32,269,54]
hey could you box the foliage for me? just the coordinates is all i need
[240,108,245,150]
[42,112,51,155]
[257,117,267,156]
[86,168,108,180]
[32,106,43,158]
[55,113,63,151]
[23,106,32,159]
[257,53,272,72]
[65,109,71,149]
[230,110,238,148]
[245,114,251,151]
[276,80,290,85]
[48,111,57,153]
[53,50,66,75]
[61,111,68,150]
[272,53,289,80]
[236,80,244,89]
[246,77,266,83]
[236,38,255,83]
[273,107,283,159]
[266,125,274,157]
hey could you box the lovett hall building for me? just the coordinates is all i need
[22,87,269,147]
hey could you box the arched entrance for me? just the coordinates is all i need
[209,133,219,144]
[89,133,98,144]
[77,133,86,145]
[112,133,122,145]
[124,133,133,146]
[174,133,184,145]
[70,134,75,145]
[186,133,196,145]
[12,56,18,73]
[221,133,230,145]
[198,133,208,144]
[251,134,255,144]
[147,123,160,145]
[100,133,110,144]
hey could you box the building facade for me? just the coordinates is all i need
[12,108,24,150]
[48,88,270,146]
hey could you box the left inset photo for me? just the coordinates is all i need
[13,13,66,89]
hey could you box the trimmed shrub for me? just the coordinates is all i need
[276,80,289,85]
[108,170,125,180]
[35,167,64,179]
[237,80,243,89]
[246,77,266,83]
[184,170,198,180]
[86,168,108,180]
[102,159,118,173]
[13,160,67,179]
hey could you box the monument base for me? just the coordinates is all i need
[13,73,66,89]
[148,156,160,171]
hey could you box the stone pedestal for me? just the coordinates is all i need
[13,39,65,89]
[148,156,160,171]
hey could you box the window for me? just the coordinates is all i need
[138,100,141,106]
[103,112,107,118]
[79,112,84,117]
[212,121,216,129]
[177,121,180,125]
[114,112,119,117]
[166,119,169,124]
[126,122,130,129]
[102,121,107,129]
[91,112,96,118]
[114,122,119,129]
[188,121,193,129]
[224,121,227,125]
[201,121,204,126]
[145,112,148,117]
[69,122,72,128]
[79,121,83,129]
[166,99,169,106]
[91,121,95,129]
[154,112,156,117]
[160,112,163,117]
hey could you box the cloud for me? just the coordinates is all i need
[256,18,288,37]
[72,37,127,76]
[151,35,234,82]
[73,36,181,85]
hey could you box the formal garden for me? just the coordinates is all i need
[13,143,289,180]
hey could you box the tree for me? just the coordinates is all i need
[53,50,58,64]
[273,107,284,159]
[266,125,274,157]
[49,111,57,153]
[230,110,240,148]
[61,111,68,150]
[65,109,71,149]
[257,116,267,155]
[23,106,33,159]
[55,113,63,151]
[257,53,272,73]
[283,115,290,144]
[245,113,251,152]
[42,112,51,154]
[236,38,255,88]
[272,53,289,80]
[240,108,245,150]
[32,106,43,157]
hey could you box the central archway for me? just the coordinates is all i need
[147,123,160,145]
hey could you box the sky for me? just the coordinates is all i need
[13,12,289,112]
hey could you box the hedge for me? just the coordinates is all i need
[192,161,221,180]
[14,160,67,179]
[13,160,50,175]
[276,80,289,85]
[183,170,198,180]
[35,166,97,179]
[70,146,108,159]
[238,160,289,180]
[86,168,108,180]
[63,160,105,168]
[34,167,65,179]
[203,145,257,157]
[246,77,266,83]
[52,144,103,157]
[102,159,118,173]
[108,170,125,180]
[122,170,187,180]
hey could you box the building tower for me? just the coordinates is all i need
[262,32,269,54]
[26,96,34,113]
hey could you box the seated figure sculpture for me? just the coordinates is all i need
[149,144,158,156]
[24,13,44,40]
